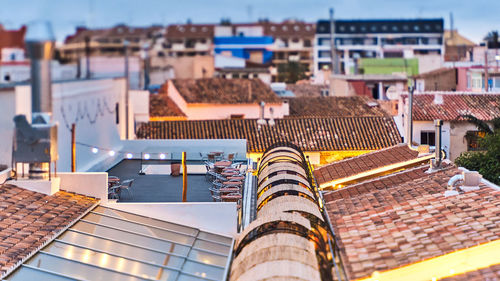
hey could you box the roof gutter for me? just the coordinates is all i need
[319,154,435,190]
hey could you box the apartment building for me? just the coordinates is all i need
[314,19,445,76]
[59,25,163,61]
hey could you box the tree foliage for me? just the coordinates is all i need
[277,62,308,83]
[455,116,500,185]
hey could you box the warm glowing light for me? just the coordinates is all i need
[108,150,116,156]
[82,250,92,263]
[357,238,500,281]
[159,153,166,160]
[201,273,207,278]
[144,153,150,160]
[92,147,99,154]
[100,254,109,266]
[126,153,133,159]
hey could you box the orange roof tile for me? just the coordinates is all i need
[408,93,500,121]
[0,184,97,276]
[170,78,281,104]
[313,144,418,186]
[287,96,389,118]
[136,117,402,152]
[324,166,500,279]
[149,94,186,117]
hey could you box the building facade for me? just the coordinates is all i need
[314,19,445,76]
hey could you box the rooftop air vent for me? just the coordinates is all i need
[433,93,443,105]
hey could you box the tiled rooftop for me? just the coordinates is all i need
[322,165,429,202]
[0,26,26,50]
[408,93,500,121]
[169,78,282,104]
[286,83,329,97]
[150,93,186,117]
[287,96,388,118]
[441,264,500,281]
[136,117,402,152]
[0,184,97,277]
[325,166,500,279]
[313,144,418,186]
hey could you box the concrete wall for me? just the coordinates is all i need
[185,103,285,120]
[101,202,237,237]
[151,56,214,79]
[59,172,108,200]
[130,90,149,123]
[416,54,443,74]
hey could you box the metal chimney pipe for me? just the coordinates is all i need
[434,119,443,167]
[25,22,55,115]
[405,87,414,145]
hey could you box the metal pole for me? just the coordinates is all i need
[484,50,489,92]
[182,151,187,202]
[85,36,91,79]
[434,119,443,167]
[406,87,414,145]
[71,123,76,172]
[329,8,338,74]
[124,40,130,139]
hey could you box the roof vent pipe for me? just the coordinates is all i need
[257,101,266,127]
[434,119,443,168]
[405,87,414,145]
[25,21,55,118]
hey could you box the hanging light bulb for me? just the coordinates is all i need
[144,153,150,160]
[159,153,166,160]
[108,150,116,156]
[126,153,133,159]
[92,147,99,154]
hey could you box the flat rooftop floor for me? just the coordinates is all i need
[107,159,213,202]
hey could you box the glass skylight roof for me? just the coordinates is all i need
[5,206,233,281]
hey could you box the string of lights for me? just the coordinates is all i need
[75,141,168,160]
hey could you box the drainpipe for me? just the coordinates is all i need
[434,119,443,168]
[405,87,414,145]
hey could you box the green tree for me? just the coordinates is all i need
[484,30,499,48]
[455,114,500,185]
[277,62,308,83]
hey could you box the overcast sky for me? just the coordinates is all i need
[0,0,498,43]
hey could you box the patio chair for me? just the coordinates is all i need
[119,179,134,200]
[227,153,235,161]
[207,153,216,163]
[230,162,244,169]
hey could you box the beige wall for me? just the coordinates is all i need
[151,55,214,79]
[330,78,356,97]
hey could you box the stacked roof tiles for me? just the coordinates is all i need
[230,143,344,280]
[0,184,98,278]
[170,78,282,104]
[314,144,500,280]
[407,93,500,121]
[136,117,402,153]
[149,94,187,118]
[313,144,422,188]
[287,96,389,118]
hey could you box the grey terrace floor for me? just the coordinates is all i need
[107,160,213,202]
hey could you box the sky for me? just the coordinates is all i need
[0,0,498,43]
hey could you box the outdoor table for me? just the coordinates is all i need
[108,177,120,188]
[228,176,245,180]
[221,171,238,176]
[221,194,242,202]
[223,181,242,186]
[214,160,231,167]
[219,187,240,193]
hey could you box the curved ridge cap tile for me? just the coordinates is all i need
[257,196,324,222]
[258,174,311,193]
[262,146,303,159]
[235,212,312,249]
[231,260,321,281]
[256,183,315,207]
[231,236,318,280]
[258,168,308,184]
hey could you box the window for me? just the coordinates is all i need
[304,39,311,47]
[466,131,486,151]
[420,131,435,146]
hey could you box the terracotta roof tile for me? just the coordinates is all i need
[286,84,329,97]
[408,93,500,121]
[314,144,418,185]
[170,78,281,104]
[136,117,402,152]
[324,166,500,279]
[0,184,97,277]
[0,26,26,50]
[441,264,500,281]
[149,94,186,117]
[288,96,389,118]
[166,24,214,39]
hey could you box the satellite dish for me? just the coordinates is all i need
[386,86,399,100]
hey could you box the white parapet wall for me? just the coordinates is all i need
[58,172,108,200]
[101,201,238,237]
